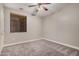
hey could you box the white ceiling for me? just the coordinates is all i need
[4,3,69,18]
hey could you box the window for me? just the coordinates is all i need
[10,13,27,32]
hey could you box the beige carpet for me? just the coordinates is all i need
[1,39,79,56]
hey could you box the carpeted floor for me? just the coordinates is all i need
[0,39,79,56]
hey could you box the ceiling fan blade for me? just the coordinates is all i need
[28,5,37,7]
[40,3,51,5]
[42,6,48,11]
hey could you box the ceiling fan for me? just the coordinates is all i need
[28,3,51,16]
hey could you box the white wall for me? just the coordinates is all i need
[4,7,42,45]
[43,4,79,48]
[0,4,4,52]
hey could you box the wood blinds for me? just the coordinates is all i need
[10,13,27,32]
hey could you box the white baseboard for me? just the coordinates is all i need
[3,37,79,50]
[42,37,79,50]
[4,38,42,47]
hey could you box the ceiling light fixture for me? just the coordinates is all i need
[28,3,51,16]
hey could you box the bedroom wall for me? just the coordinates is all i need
[43,4,79,48]
[0,4,4,52]
[4,7,42,45]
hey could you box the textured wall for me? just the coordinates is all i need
[4,7,42,45]
[43,4,79,48]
